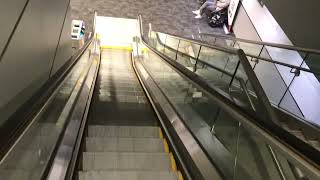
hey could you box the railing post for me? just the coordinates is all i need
[229,60,241,87]
[175,39,180,61]
[163,35,167,54]
[267,145,287,180]
[237,49,279,123]
[193,46,202,72]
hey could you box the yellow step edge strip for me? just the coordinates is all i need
[178,171,184,180]
[169,152,177,172]
[159,127,184,180]
[163,139,169,153]
[100,45,133,51]
[159,127,164,139]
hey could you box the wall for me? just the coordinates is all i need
[0,0,72,125]
[262,0,320,49]
[231,1,320,124]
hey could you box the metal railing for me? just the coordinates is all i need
[151,31,279,124]
[199,32,320,55]
[155,33,257,111]
[199,32,320,127]
[137,15,320,180]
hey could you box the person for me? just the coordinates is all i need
[192,0,230,19]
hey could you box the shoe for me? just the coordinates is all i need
[192,10,200,15]
[194,15,202,19]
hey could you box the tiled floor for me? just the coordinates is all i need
[70,0,224,39]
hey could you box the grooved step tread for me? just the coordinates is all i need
[88,126,159,138]
[78,170,178,180]
[82,152,171,171]
[86,137,164,152]
[0,169,40,180]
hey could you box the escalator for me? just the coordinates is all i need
[0,13,319,180]
[150,30,320,154]
[77,48,180,179]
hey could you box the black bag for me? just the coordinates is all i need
[208,7,228,28]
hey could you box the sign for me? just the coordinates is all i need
[228,0,240,30]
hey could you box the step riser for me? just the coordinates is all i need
[78,171,178,180]
[86,138,164,152]
[82,152,171,171]
[88,126,159,138]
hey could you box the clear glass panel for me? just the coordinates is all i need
[155,32,166,52]
[265,46,303,67]
[136,36,316,179]
[235,125,284,180]
[163,35,179,59]
[178,39,200,58]
[235,41,264,57]
[198,46,236,72]
[176,53,195,71]
[195,60,232,90]
[304,53,320,82]
[0,49,92,179]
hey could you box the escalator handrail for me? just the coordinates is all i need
[157,31,320,134]
[200,32,320,55]
[151,28,279,126]
[154,32,257,111]
[0,6,95,164]
[42,12,98,180]
[200,33,320,76]
[154,29,320,140]
[137,15,320,178]
[154,30,295,179]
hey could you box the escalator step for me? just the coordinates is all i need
[82,152,171,171]
[85,137,164,152]
[78,170,178,180]
[0,169,39,180]
[88,126,159,138]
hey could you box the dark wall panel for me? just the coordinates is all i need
[262,0,320,49]
[0,0,28,53]
[0,0,71,125]
[51,7,73,76]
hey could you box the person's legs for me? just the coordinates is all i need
[199,1,215,14]
[193,1,216,19]
[193,0,216,19]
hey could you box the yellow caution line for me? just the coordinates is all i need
[159,127,164,139]
[169,152,177,171]
[178,171,184,180]
[159,127,184,180]
[163,139,169,153]
[100,45,133,50]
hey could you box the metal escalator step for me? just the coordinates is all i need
[1,149,49,170]
[78,170,178,180]
[88,126,159,138]
[86,137,164,152]
[82,152,171,171]
[0,169,38,180]
[308,140,320,150]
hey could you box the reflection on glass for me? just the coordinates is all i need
[0,50,92,179]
